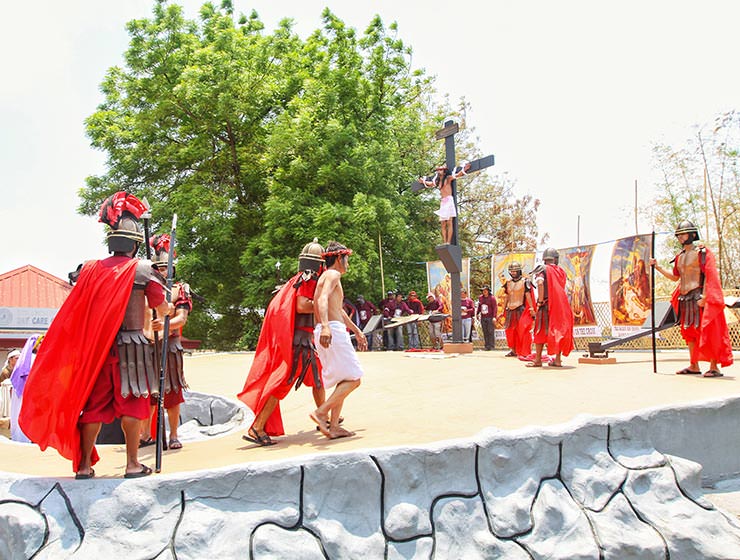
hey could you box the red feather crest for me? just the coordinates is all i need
[151,234,176,258]
[98,192,147,228]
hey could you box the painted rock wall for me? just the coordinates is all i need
[2,397,740,559]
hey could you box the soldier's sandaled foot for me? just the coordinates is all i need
[703,369,724,378]
[242,427,276,447]
[675,367,701,375]
[124,464,152,479]
[75,468,95,480]
[526,362,542,368]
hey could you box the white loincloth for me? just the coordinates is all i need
[434,195,457,220]
[313,321,364,389]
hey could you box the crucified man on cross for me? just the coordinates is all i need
[418,162,471,244]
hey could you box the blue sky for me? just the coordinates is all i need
[3,0,739,281]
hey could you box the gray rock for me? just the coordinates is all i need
[0,502,45,560]
[609,416,666,469]
[587,492,665,559]
[252,525,325,559]
[375,442,477,540]
[387,537,433,560]
[303,454,385,559]
[478,433,560,538]
[517,479,600,560]
[561,422,627,511]
[432,496,530,559]
[667,454,713,508]
[174,465,302,559]
[624,466,740,559]
[35,484,83,559]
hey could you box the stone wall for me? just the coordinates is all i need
[2,396,740,559]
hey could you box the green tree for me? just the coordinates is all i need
[649,110,740,288]
[80,1,442,348]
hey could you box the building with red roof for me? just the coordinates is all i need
[0,265,72,357]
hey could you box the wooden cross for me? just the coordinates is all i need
[411,120,495,344]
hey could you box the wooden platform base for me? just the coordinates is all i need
[443,342,474,354]
[578,356,617,365]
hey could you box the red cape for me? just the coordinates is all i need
[505,284,535,356]
[19,258,138,472]
[238,273,307,436]
[546,264,574,356]
[671,247,733,367]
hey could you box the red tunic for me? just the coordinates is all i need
[19,257,139,472]
[504,282,535,357]
[671,247,733,367]
[538,264,574,356]
[237,273,321,436]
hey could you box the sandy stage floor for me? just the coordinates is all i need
[1,349,738,479]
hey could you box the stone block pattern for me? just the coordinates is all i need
[3,405,740,559]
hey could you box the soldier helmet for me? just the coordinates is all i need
[508,261,522,273]
[298,238,325,273]
[99,192,147,254]
[674,220,700,244]
[151,234,175,268]
[543,247,560,264]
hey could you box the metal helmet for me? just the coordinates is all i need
[151,234,175,268]
[543,247,559,264]
[675,220,700,244]
[298,238,325,273]
[508,261,523,279]
[99,192,146,254]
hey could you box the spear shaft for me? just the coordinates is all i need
[156,214,178,472]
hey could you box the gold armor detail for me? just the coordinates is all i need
[506,278,527,309]
[677,249,702,295]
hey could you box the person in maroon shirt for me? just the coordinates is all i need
[355,295,379,350]
[425,292,444,349]
[461,289,475,343]
[405,291,424,348]
[390,292,413,350]
[476,286,497,350]
[380,290,398,350]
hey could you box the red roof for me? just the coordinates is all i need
[0,265,72,308]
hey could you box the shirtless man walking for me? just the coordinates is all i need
[310,241,367,439]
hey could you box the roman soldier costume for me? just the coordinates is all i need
[670,221,732,369]
[238,239,325,436]
[502,262,535,357]
[532,249,574,358]
[20,192,166,472]
[151,234,192,397]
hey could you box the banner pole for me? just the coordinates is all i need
[651,230,657,373]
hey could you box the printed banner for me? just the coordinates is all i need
[560,245,599,337]
[492,253,536,331]
[426,258,470,332]
[610,234,652,337]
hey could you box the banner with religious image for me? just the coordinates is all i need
[426,258,470,332]
[492,252,536,340]
[559,245,599,337]
[609,234,652,337]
